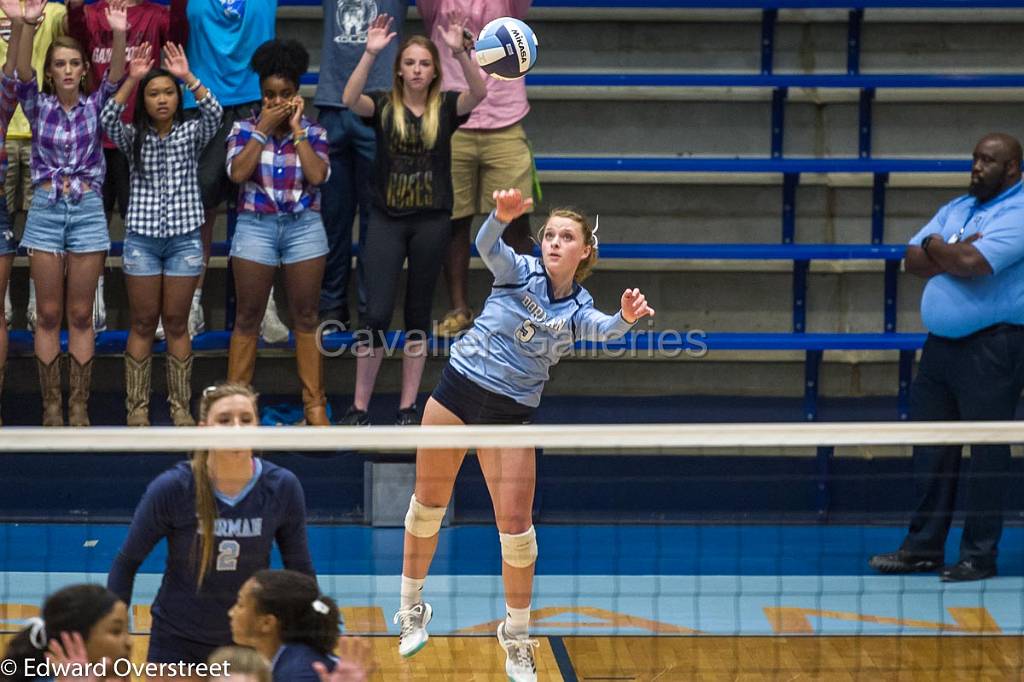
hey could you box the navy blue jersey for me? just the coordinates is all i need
[272,643,337,682]
[450,212,635,407]
[107,459,314,646]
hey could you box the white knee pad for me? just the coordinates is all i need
[499,526,538,568]
[404,495,447,538]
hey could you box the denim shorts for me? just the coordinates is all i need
[229,209,329,266]
[0,197,15,255]
[20,190,110,254]
[431,364,534,425]
[123,230,204,277]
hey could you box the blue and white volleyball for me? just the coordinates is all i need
[474,17,538,81]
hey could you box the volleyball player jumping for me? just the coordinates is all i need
[393,188,654,682]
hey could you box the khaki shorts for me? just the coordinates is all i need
[451,122,534,220]
[4,138,33,220]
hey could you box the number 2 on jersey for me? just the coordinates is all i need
[516,319,536,342]
[217,540,240,571]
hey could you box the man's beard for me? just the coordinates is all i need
[969,174,1003,202]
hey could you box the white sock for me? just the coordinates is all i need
[193,288,202,302]
[505,604,531,637]
[400,575,425,610]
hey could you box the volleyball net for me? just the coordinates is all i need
[2,422,1024,679]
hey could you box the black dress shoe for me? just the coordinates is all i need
[940,560,996,582]
[868,550,941,574]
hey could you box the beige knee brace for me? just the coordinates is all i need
[404,494,447,538]
[499,526,538,568]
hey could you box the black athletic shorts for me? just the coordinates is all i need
[431,364,534,425]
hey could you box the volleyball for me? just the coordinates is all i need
[474,17,538,81]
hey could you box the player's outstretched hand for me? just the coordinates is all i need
[311,636,375,682]
[493,188,533,223]
[621,288,654,324]
[47,632,112,682]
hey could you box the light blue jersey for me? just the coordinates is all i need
[449,212,634,407]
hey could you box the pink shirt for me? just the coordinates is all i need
[417,0,531,130]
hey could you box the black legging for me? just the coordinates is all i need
[360,207,451,346]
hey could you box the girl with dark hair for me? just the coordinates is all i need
[1,584,130,682]
[339,14,486,426]
[228,569,340,682]
[107,382,314,682]
[101,42,222,427]
[225,39,331,426]
[13,0,126,426]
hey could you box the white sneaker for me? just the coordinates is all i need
[3,286,10,329]
[26,279,36,331]
[154,316,165,341]
[188,293,205,338]
[497,622,538,682]
[260,287,290,344]
[393,602,432,658]
[93,275,107,333]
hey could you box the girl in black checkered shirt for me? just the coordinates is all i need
[101,41,222,427]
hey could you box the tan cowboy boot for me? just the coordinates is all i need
[227,332,258,385]
[125,353,151,427]
[36,355,63,426]
[67,355,93,427]
[295,330,329,426]
[166,353,196,427]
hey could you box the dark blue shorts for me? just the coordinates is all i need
[431,364,534,425]
[147,621,223,665]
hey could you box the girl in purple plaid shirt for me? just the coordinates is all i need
[225,40,332,426]
[13,0,127,427]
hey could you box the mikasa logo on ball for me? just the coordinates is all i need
[510,25,529,66]
[476,16,538,80]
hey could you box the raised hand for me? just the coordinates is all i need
[493,188,534,223]
[48,632,107,682]
[365,14,396,56]
[620,288,654,324]
[162,42,191,81]
[0,0,23,22]
[439,10,469,52]
[21,0,46,25]
[312,637,375,682]
[105,0,128,34]
[289,96,305,132]
[127,42,153,80]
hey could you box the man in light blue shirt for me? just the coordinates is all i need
[870,133,1024,582]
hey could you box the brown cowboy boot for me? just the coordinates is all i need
[36,355,63,426]
[166,353,196,426]
[227,332,258,385]
[294,330,329,426]
[124,354,151,427]
[67,355,93,427]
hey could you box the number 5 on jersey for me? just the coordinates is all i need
[516,319,536,343]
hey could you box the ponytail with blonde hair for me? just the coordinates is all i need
[190,382,259,588]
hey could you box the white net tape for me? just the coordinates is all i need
[0,421,1022,451]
